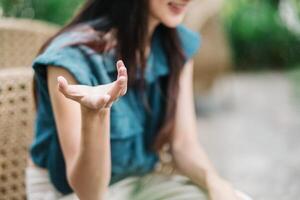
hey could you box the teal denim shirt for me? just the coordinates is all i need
[30,24,200,194]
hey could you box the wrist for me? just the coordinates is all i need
[98,108,111,116]
[184,169,217,190]
[81,105,110,117]
[206,173,232,191]
[205,172,221,188]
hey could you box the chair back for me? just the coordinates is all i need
[0,18,59,199]
[0,18,58,68]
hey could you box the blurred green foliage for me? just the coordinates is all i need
[222,0,300,70]
[0,0,83,25]
[1,0,300,70]
[292,0,300,18]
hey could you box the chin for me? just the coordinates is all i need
[149,0,190,28]
[161,16,185,28]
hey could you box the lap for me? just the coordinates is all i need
[26,166,251,200]
[26,166,207,200]
[128,172,207,200]
[60,173,207,200]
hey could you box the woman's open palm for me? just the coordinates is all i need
[57,60,128,110]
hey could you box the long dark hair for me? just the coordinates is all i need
[37,0,186,151]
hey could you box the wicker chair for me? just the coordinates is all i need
[0,17,59,68]
[0,68,35,200]
[0,18,59,200]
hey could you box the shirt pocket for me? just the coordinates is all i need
[110,111,143,173]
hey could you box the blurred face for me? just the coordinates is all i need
[149,0,191,28]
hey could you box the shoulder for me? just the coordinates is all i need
[176,25,201,60]
[33,31,115,86]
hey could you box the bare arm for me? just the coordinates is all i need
[171,60,239,200]
[47,61,127,200]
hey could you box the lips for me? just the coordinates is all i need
[168,1,187,15]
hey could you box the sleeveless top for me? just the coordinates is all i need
[30,24,201,194]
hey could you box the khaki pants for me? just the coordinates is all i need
[26,166,252,200]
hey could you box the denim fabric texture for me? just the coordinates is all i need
[30,24,200,194]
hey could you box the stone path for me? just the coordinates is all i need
[196,72,300,200]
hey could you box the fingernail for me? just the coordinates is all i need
[117,60,124,67]
[57,76,67,86]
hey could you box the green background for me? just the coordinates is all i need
[1,0,300,70]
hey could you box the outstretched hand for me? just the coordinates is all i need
[57,60,128,110]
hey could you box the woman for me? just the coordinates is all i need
[26,0,251,199]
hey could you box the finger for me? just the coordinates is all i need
[118,67,127,79]
[119,71,128,96]
[120,88,127,96]
[116,60,124,70]
[57,76,68,91]
[117,62,128,96]
[110,76,127,98]
[117,60,127,79]
[118,83,127,97]
[57,76,71,97]
[57,76,84,100]
[117,77,127,97]
[108,62,128,99]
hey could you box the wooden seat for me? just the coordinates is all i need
[0,17,58,69]
[0,18,59,200]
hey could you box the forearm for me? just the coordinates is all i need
[172,140,218,190]
[173,142,240,200]
[171,61,238,199]
[69,107,111,200]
